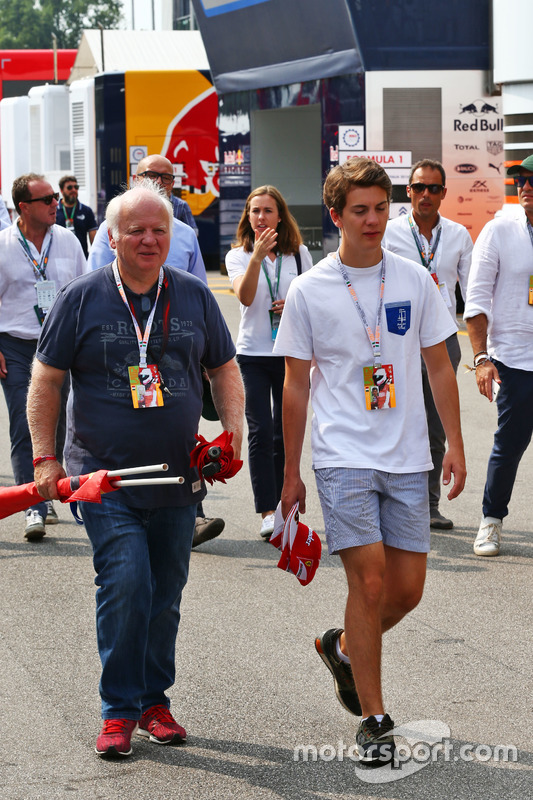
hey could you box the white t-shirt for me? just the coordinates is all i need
[382,213,472,322]
[273,251,457,473]
[226,244,313,356]
[464,214,533,371]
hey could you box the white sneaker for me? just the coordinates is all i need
[260,513,276,540]
[474,516,502,557]
[24,509,46,541]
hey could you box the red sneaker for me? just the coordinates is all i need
[138,704,187,745]
[95,718,138,758]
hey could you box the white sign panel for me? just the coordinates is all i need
[339,150,412,168]
[338,125,364,151]
[129,145,147,164]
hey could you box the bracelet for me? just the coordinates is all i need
[474,358,490,369]
[473,350,488,361]
[32,454,57,467]
[474,352,490,367]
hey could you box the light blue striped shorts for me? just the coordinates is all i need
[315,467,430,555]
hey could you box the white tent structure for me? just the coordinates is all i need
[68,29,209,82]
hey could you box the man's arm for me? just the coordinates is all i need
[465,313,500,402]
[87,222,113,271]
[205,358,244,459]
[421,341,466,500]
[88,228,97,245]
[280,356,311,517]
[27,359,67,498]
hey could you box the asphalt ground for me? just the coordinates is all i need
[0,274,531,800]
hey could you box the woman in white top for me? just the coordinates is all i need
[226,186,313,538]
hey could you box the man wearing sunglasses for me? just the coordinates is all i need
[464,154,533,557]
[88,155,204,280]
[56,174,98,259]
[0,173,87,540]
[383,159,472,531]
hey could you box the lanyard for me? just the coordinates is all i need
[408,213,441,276]
[112,261,165,369]
[261,254,282,303]
[527,220,533,250]
[18,227,53,281]
[62,200,76,221]
[336,249,386,367]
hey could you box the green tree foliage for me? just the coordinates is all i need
[0,0,123,49]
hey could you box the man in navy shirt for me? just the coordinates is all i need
[27,180,244,758]
[56,175,98,258]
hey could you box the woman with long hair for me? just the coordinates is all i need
[226,185,313,538]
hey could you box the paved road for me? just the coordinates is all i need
[0,275,531,800]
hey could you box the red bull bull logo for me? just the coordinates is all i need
[162,86,219,216]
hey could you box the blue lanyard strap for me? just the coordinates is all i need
[336,249,386,366]
[18,228,53,280]
[408,213,441,276]
[527,220,533,249]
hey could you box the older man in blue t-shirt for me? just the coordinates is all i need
[27,180,244,759]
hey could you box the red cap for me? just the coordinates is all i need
[269,501,321,586]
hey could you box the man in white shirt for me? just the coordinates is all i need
[0,173,87,540]
[464,154,533,557]
[383,159,472,530]
[274,158,466,766]
[0,194,10,230]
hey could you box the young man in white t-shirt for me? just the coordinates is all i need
[273,158,466,766]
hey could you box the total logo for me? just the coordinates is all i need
[455,163,477,174]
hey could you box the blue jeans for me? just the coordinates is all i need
[482,360,533,520]
[79,497,196,720]
[237,354,285,513]
[0,333,68,518]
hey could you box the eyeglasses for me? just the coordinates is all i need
[513,175,533,188]
[409,183,445,195]
[65,184,79,190]
[25,192,59,205]
[138,170,175,186]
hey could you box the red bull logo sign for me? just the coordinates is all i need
[162,86,219,216]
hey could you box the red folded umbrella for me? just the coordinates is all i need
[189,430,243,486]
[0,464,183,520]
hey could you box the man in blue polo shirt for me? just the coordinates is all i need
[56,175,98,258]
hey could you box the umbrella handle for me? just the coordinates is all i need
[110,476,184,487]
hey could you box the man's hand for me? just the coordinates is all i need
[34,459,67,500]
[0,350,7,379]
[281,474,306,518]
[441,445,467,500]
[475,360,501,402]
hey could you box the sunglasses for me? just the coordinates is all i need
[25,192,59,205]
[65,184,79,190]
[138,170,174,186]
[513,175,533,188]
[409,183,445,195]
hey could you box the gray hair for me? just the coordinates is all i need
[106,179,174,239]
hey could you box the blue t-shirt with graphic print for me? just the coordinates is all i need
[36,264,236,508]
